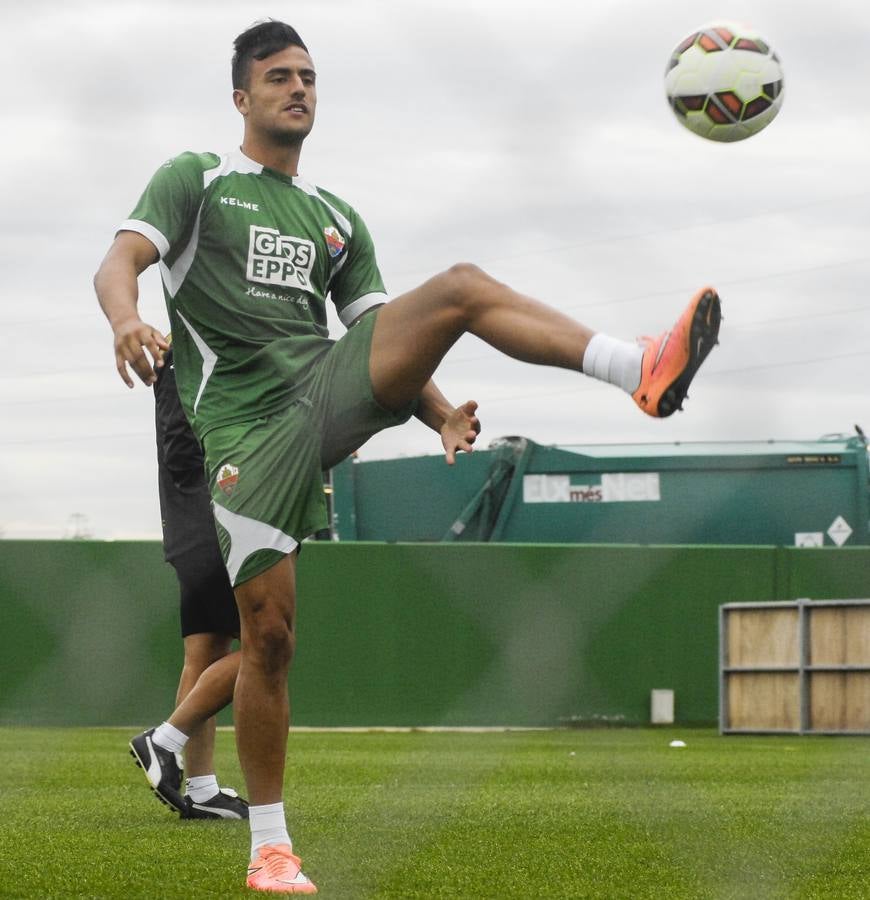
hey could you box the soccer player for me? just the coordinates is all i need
[94,20,720,894]
[128,344,249,821]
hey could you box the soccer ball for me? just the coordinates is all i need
[665,22,784,142]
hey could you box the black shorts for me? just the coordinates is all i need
[155,352,240,639]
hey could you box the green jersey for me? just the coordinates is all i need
[122,149,387,439]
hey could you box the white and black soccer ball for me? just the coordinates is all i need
[665,22,784,142]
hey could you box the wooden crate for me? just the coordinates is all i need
[720,599,870,735]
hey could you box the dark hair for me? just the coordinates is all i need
[232,20,309,89]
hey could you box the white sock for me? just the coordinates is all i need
[152,721,188,754]
[582,333,644,394]
[186,774,219,802]
[250,802,293,859]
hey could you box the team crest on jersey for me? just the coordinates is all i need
[217,463,239,496]
[247,225,317,294]
[323,226,345,258]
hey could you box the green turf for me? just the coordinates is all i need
[0,728,867,898]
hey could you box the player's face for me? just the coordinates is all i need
[235,45,317,145]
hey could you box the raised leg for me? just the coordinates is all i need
[369,263,595,412]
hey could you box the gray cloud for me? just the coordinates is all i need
[2,0,869,538]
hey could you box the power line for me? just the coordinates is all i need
[1,392,126,408]
[3,192,868,329]
[444,297,870,367]
[0,364,110,380]
[0,310,103,328]
[730,304,870,332]
[1,430,152,447]
[4,350,868,432]
[560,255,870,316]
[6,252,870,385]
[4,290,869,408]
[474,349,870,406]
[387,190,870,279]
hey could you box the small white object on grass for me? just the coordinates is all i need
[669,740,687,748]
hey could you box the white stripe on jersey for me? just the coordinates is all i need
[212,502,298,586]
[119,219,170,258]
[160,208,203,298]
[340,292,388,327]
[291,177,353,236]
[163,162,229,296]
[324,251,349,295]
[227,149,264,176]
[177,311,217,414]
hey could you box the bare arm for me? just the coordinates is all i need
[415,381,481,466]
[93,230,168,388]
[348,305,481,464]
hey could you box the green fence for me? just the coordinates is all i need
[2,541,869,727]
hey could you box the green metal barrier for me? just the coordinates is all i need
[2,541,869,727]
[333,436,870,547]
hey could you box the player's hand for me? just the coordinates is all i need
[440,400,481,465]
[113,318,169,388]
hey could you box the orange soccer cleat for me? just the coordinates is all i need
[633,287,721,417]
[246,844,318,894]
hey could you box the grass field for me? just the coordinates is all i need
[0,727,867,899]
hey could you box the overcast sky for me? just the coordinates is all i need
[3,0,869,539]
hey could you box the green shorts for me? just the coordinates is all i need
[203,312,415,586]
